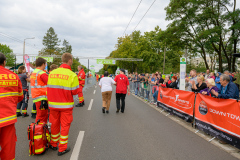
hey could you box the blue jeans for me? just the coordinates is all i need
[153,91,158,103]
[17,90,29,114]
[145,90,150,99]
[135,88,138,95]
[135,83,138,95]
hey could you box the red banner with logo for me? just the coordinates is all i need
[195,94,240,149]
[157,87,195,122]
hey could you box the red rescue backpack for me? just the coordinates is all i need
[28,120,50,156]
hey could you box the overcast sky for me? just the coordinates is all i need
[0,0,171,71]
[1,0,238,71]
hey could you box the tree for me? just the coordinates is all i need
[0,44,15,67]
[39,27,88,72]
[72,57,80,72]
[101,26,184,74]
[61,39,72,53]
[38,49,62,67]
[164,0,240,72]
[42,27,61,50]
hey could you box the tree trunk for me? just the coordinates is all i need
[201,46,209,69]
[232,40,237,72]
[219,53,223,72]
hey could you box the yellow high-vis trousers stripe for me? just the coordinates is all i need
[35,147,44,153]
[60,135,68,139]
[59,140,68,144]
[51,133,60,138]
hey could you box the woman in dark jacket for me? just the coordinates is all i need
[191,75,207,92]
[166,76,178,89]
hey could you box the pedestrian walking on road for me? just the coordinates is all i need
[0,52,23,160]
[114,69,130,113]
[99,71,116,113]
[47,53,80,156]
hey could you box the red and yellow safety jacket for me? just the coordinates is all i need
[78,69,85,87]
[0,66,23,128]
[47,64,80,110]
[30,68,48,103]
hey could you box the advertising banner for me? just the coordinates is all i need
[97,59,116,65]
[31,56,53,62]
[24,54,30,73]
[195,94,240,149]
[45,63,48,71]
[157,87,195,122]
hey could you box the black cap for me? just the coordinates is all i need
[120,69,125,74]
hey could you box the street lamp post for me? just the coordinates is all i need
[23,37,35,64]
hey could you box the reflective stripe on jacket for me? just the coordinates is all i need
[0,66,23,128]
[47,64,80,110]
[30,68,48,103]
[78,69,85,86]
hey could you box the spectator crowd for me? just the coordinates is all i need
[128,69,240,105]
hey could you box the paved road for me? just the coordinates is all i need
[15,84,237,160]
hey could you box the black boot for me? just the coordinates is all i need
[82,101,85,106]
[58,147,71,156]
[75,103,83,107]
[102,107,105,113]
[16,112,22,117]
[49,145,58,151]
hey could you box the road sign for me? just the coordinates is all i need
[180,57,186,90]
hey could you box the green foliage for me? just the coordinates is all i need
[38,48,63,69]
[42,27,61,50]
[102,26,184,74]
[187,62,206,73]
[164,0,240,72]
[0,44,15,67]
[39,27,87,72]
[61,39,72,53]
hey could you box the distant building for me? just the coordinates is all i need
[191,56,240,71]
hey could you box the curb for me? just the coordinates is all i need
[132,94,240,159]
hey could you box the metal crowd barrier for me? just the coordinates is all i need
[83,77,97,91]
[129,81,158,104]
[73,77,96,101]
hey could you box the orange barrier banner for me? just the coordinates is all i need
[157,87,195,122]
[195,94,240,149]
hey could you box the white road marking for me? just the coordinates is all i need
[88,99,94,110]
[70,131,85,160]
[93,90,96,94]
